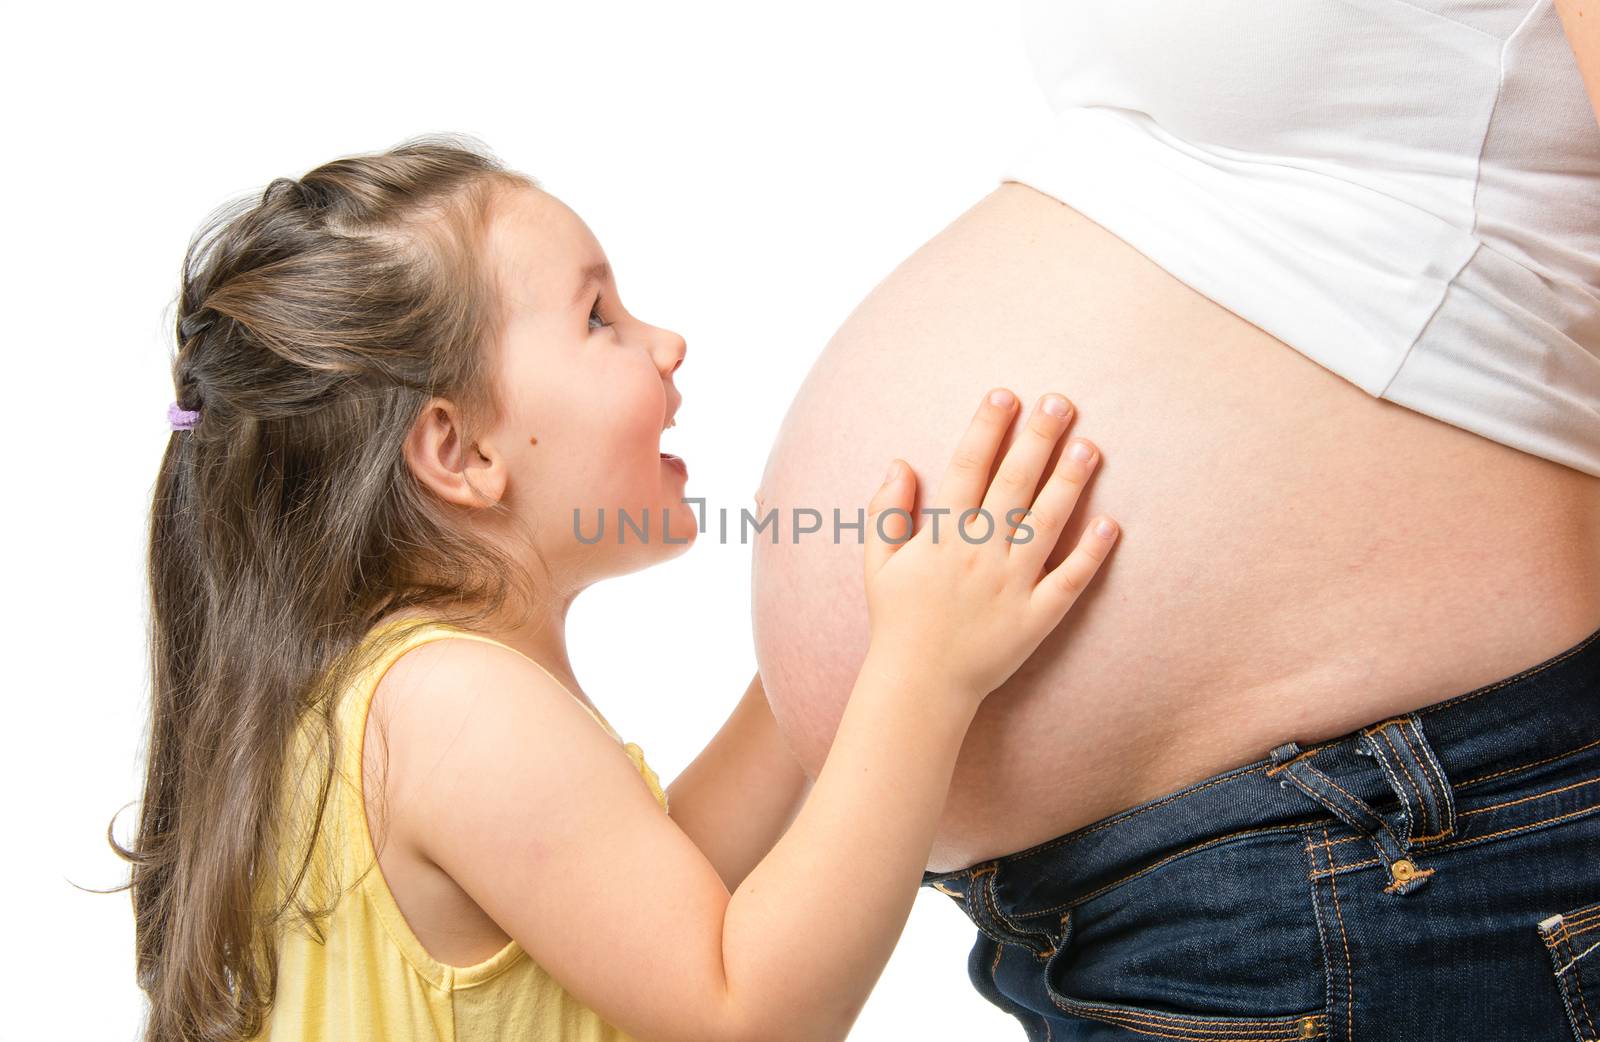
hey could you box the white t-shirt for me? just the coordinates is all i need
[1002,0,1600,477]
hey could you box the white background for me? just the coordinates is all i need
[3,1,1053,1038]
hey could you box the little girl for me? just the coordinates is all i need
[117,134,1118,1042]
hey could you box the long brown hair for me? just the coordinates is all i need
[105,133,545,1041]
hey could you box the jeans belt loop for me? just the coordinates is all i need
[1359,712,1458,850]
[1268,714,1449,896]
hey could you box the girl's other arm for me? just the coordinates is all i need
[666,671,811,892]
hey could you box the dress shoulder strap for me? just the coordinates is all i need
[347,617,669,813]
[362,618,626,744]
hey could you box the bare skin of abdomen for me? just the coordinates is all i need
[751,181,1600,874]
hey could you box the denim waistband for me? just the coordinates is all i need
[921,618,1600,932]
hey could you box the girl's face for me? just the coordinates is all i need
[418,184,694,588]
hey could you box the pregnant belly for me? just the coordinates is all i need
[751,181,1600,873]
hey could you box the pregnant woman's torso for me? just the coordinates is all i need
[752,181,1600,872]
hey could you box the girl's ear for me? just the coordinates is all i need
[404,398,508,509]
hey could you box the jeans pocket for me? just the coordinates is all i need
[1538,897,1600,1042]
[1040,939,1327,1041]
[1036,829,1331,1040]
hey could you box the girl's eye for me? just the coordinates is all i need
[588,297,610,331]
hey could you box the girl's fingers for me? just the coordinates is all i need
[980,394,1074,547]
[1007,435,1099,578]
[928,389,1019,519]
[1030,517,1118,621]
[864,458,916,577]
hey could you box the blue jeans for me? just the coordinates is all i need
[921,621,1600,1041]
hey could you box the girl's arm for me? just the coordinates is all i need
[666,671,811,892]
[384,388,1115,1042]
[392,632,979,1042]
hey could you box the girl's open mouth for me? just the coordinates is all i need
[660,453,687,479]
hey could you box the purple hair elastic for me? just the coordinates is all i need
[168,401,201,431]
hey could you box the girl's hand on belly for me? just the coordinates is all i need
[861,387,1119,710]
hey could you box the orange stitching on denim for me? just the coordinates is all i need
[1381,865,1435,894]
[979,868,1054,960]
[1299,761,1404,847]
[1361,716,1412,737]
[1011,819,1324,915]
[1067,1019,1311,1040]
[1266,749,1317,777]
[1016,897,1074,921]
[1051,998,1322,1029]
[1324,828,1354,1042]
[992,936,1004,978]
[1305,833,1338,1038]
[1267,733,1356,774]
[1564,902,1600,924]
[1010,819,1332,922]
[1394,720,1453,840]
[1431,802,1600,850]
[1379,727,1429,837]
[1389,725,1436,836]
[1008,764,1280,860]
[1455,774,1600,817]
[1036,912,1068,963]
[1404,718,1455,831]
[1416,625,1600,716]
[1357,736,1418,845]
[1309,857,1382,879]
[960,879,998,945]
[1299,762,1367,811]
[1067,824,1300,907]
[1067,1016,1319,1040]
[1050,1006,1324,1040]
[1044,990,1325,1039]
[1307,834,1364,851]
[1398,719,1432,785]
[1559,923,1597,1038]
[1457,737,1600,789]
[1564,908,1600,931]
[1575,952,1598,1041]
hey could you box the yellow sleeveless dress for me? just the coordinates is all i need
[248,617,669,1042]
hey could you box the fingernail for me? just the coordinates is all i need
[1069,441,1093,462]
[989,389,1014,408]
[885,460,901,482]
[1042,396,1070,418]
[1095,518,1116,538]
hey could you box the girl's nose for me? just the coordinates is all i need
[656,327,686,375]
